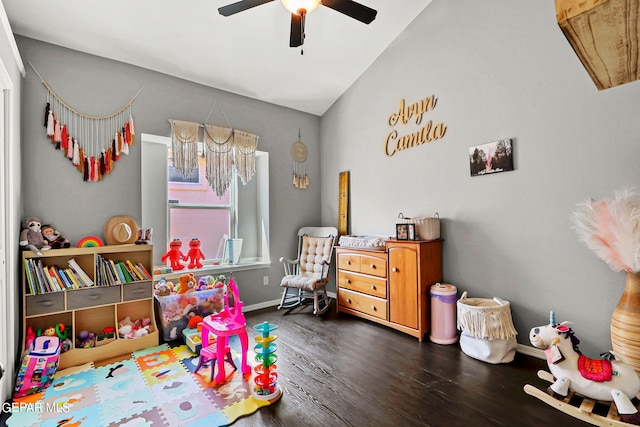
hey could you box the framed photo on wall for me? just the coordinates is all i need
[469,139,514,177]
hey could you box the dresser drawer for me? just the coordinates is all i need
[338,254,361,272]
[123,281,152,301]
[359,255,387,278]
[26,292,65,316]
[338,289,387,320]
[67,285,121,309]
[339,272,387,299]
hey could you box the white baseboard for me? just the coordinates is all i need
[244,299,281,312]
[517,344,545,359]
[245,294,545,362]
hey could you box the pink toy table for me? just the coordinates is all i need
[201,279,251,383]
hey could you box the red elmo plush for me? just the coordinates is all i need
[161,239,186,270]
[186,238,205,269]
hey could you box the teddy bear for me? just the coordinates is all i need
[41,224,71,249]
[19,217,51,255]
[176,273,196,294]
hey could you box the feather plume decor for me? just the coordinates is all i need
[572,189,640,273]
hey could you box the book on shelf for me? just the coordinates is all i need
[126,260,144,281]
[108,259,122,285]
[113,262,127,284]
[68,258,94,287]
[48,266,63,292]
[64,268,79,289]
[23,258,35,294]
[118,261,134,283]
[136,262,152,280]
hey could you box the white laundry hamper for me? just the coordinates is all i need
[457,291,518,364]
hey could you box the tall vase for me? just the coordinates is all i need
[611,271,640,376]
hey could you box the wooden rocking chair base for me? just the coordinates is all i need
[278,288,331,316]
[524,369,640,426]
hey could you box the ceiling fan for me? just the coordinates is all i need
[218,0,377,49]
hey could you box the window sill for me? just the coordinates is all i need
[153,260,271,281]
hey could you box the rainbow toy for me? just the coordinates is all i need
[77,235,104,248]
[252,321,282,401]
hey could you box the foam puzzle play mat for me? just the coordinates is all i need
[7,343,276,427]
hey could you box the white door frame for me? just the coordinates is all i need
[0,58,14,404]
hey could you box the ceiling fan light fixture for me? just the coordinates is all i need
[281,0,320,15]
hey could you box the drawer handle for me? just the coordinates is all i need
[370,285,376,290]
[346,260,351,265]
[392,267,398,272]
[370,264,375,268]
[346,298,352,303]
[87,294,101,300]
[131,289,145,294]
[346,279,351,284]
[371,305,376,311]
[39,300,54,306]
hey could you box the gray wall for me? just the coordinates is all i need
[16,36,322,307]
[321,0,640,355]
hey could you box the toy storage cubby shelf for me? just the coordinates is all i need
[22,244,158,369]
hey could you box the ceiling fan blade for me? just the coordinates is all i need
[290,12,305,47]
[321,0,377,24]
[218,0,275,16]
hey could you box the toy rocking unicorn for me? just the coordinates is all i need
[525,311,640,426]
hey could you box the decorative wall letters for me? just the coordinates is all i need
[385,95,447,157]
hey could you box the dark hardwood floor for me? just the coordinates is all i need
[239,304,588,427]
[1,303,589,427]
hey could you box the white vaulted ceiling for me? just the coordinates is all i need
[4,0,432,115]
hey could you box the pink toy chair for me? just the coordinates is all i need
[194,341,236,382]
[201,277,251,383]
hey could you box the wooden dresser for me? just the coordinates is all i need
[336,239,443,341]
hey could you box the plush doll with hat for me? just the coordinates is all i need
[41,225,71,249]
[104,215,139,245]
[20,217,51,255]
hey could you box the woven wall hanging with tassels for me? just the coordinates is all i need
[30,62,141,182]
[169,101,258,197]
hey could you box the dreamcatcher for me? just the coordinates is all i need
[31,62,140,182]
[291,129,309,189]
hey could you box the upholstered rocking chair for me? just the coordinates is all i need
[278,226,338,316]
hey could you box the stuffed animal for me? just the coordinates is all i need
[161,239,186,271]
[196,275,214,291]
[176,273,196,294]
[41,225,71,249]
[19,217,51,255]
[185,238,205,269]
[154,278,172,296]
[77,330,96,348]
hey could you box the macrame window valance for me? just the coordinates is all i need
[30,62,140,182]
[170,119,258,197]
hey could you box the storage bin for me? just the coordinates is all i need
[457,291,518,364]
[154,288,225,341]
[398,212,440,240]
[429,283,458,344]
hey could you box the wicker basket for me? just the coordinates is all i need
[398,212,440,240]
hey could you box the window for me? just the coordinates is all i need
[168,145,235,261]
[141,134,270,267]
